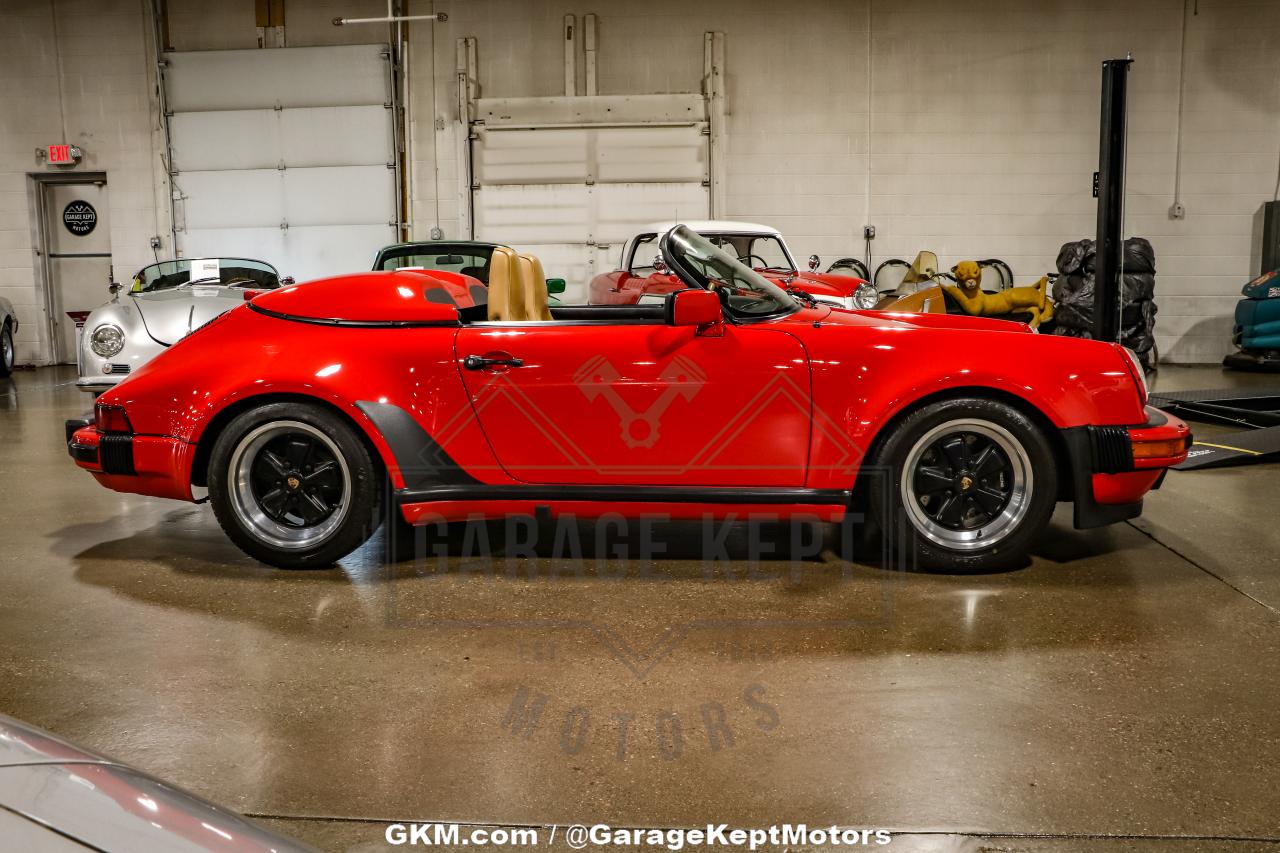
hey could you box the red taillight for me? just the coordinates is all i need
[95,403,133,434]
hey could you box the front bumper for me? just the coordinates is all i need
[1062,406,1191,529]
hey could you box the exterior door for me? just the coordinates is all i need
[42,180,111,364]
[454,322,811,487]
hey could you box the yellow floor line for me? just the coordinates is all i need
[1193,441,1263,456]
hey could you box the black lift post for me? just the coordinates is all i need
[1094,57,1132,343]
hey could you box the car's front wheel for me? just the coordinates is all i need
[208,402,382,568]
[866,397,1058,572]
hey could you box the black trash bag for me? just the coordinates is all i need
[1053,273,1095,332]
[1052,272,1086,304]
[1123,237,1156,275]
[1121,301,1159,370]
[1055,239,1095,276]
[1121,272,1155,302]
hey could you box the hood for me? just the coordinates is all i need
[133,286,251,346]
[764,271,863,299]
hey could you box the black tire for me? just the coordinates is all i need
[865,397,1058,572]
[207,401,382,568]
[0,321,13,378]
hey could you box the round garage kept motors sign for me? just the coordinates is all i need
[62,200,97,236]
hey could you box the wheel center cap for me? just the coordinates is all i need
[286,476,301,491]
[959,475,973,491]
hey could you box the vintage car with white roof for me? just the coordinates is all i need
[588,220,875,310]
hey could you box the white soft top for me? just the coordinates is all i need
[640,220,781,236]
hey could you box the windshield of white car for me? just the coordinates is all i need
[135,259,280,293]
[661,225,798,319]
[630,232,795,274]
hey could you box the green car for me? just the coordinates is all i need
[372,240,565,301]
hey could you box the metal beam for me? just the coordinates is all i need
[1093,56,1132,343]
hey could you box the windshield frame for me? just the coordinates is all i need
[133,258,280,293]
[659,225,800,322]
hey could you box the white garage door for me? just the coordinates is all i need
[165,44,395,282]
[471,96,710,301]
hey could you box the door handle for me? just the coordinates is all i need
[463,354,524,370]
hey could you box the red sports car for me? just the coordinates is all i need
[66,226,1189,571]
[589,220,877,310]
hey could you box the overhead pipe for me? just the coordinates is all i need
[333,0,445,25]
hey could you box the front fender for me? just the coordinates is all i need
[78,300,165,387]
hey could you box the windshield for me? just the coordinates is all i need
[630,232,794,274]
[134,259,280,293]
[661,225,798,319]
[376,244,495,281]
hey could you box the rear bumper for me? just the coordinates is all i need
[1062,406,1190,529]
[66,418,193,502]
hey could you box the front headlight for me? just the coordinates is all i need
[852,283,879,310]
[1120,346,1149,404]
[90,324,125,358]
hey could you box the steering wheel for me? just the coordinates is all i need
[741,254,770,270]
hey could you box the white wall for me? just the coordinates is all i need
[2,0,1278,364]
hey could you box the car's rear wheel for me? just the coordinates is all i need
[0,321,13,377]
[208,402,382,568]
[865,397,1057,572]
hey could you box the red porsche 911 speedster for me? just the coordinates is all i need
[66,226,1189,571]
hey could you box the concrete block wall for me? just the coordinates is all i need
[0,0,166,366]
[2,0,1278,364]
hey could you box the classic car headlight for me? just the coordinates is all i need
[852,283,879,310]
[90,324,125,358]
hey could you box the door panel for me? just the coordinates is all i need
[43,181,111,364]
[454,323,811,487]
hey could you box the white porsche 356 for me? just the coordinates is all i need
[77,257,289,393]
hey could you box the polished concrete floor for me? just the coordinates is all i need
[2,365,1279,852]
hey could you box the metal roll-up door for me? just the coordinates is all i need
[470,95,711,301]
[164,44,396,282]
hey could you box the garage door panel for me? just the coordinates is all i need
[179,170,283,229]
[170,111,280,172]
[280,106,392,167]
[592,183,711,244]
[165,44,389,111]
[283,166,394,227]
[182,224,392,283]
[474,185,591,244]
[170,106,392,171]
[474,129,589,185]
[595,126,708,183]
[180,227,286,272]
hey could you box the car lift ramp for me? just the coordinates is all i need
[1149,386,1280,469]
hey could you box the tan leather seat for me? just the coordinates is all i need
[518,253,553,321]
[486,246,527,321]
